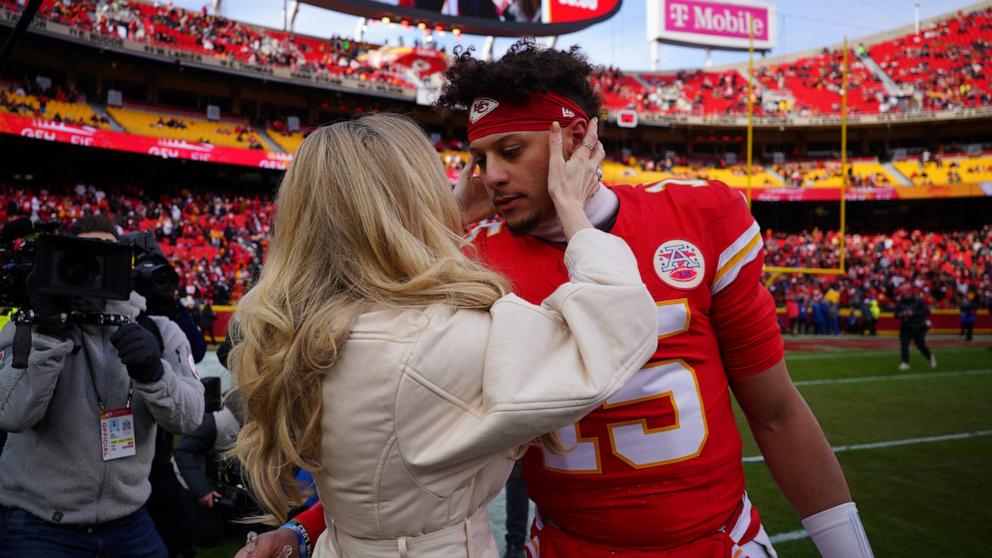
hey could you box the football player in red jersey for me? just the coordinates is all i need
[236,42,873,558]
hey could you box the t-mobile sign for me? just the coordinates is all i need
[647,0,776,51]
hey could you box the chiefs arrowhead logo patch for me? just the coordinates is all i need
[654,239,705,289]
[469,97,499,123]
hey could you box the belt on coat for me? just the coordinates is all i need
[315,505,495,558]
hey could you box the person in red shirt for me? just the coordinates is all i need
[237,42,873,558]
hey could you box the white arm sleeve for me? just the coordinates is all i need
[801,502,874,558]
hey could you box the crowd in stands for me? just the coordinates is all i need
[4,68,990,188]
[4,1,990,118]
[7,0,418,88]
[762,47,889,116]
[541,7,992,118]
[871,7,992,112]
[893,148,992,186]
[2,183,988,326]
[149,117,264,148]
[772,160,893,188]
[765,227,991,334]
[0,79,112,128]
[2,183,271,307]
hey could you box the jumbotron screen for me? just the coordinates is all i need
[301,0,622,36]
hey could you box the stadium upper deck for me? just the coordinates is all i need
[1,0,990,127]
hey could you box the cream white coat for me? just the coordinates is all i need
[313,229,657,557]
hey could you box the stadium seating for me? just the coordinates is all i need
[0,0,401,86]
[772,159,897,188]
[870,7,992,111]
[5,1,991,120]
[593,6,990,117]
[3,182,987,313]
[757,49,886,116]
[107,105,267,149]
[601,160,782,187]
[894,154,992,185]
[764,227,991,314]
[0,83,112,129]
[266,128,306,154]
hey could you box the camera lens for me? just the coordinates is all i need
[58,253,99,286]
[151,267,173,291]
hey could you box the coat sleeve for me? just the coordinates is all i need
[0,323,74,432]
[133,318,204,434]
[396,228,657,472]
[174,412,218,498]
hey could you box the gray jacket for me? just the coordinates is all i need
[0,292,204,525]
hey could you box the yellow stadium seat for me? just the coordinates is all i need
[107,106,266,150]
[267,129,305,154]
[601,162,782,187]
[0,87,110,129]
[894,156,992,185]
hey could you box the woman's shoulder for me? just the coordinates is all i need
[348,303,492,342]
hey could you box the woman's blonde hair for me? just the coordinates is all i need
[229,113,509,521]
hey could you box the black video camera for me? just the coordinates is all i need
[120,231,180,309]
[2,219,135,369]
[0,219,133,311]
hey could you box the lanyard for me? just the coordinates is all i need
[87,358,133,413]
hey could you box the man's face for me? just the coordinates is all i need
[469,130,555,236]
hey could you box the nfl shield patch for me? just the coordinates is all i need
[653,239,705,289]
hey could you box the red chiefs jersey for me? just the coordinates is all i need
[469,179,784,550]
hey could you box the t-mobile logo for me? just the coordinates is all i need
[669,3,690,27]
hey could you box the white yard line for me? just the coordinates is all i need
[744,430,992,464]
[793,369,992,386]
[763,367,991,546]
[770,529,810,544]
[764,428,992,545]
[786,346,975,360]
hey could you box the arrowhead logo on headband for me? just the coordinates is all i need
[469,98,500,123]
[466,91,588,143]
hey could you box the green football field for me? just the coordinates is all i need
[198,336,992,557]
[737,339,992,557]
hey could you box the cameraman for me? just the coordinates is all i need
[0,216,204,558]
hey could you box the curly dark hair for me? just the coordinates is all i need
[435,40,602,120]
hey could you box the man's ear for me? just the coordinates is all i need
[562,118,589,160]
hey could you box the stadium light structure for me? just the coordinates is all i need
[290,0,301,31]
[280,0,302,31]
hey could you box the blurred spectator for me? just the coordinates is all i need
[960,297,977,341]
[895,286,936,370]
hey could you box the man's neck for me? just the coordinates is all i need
[530,185,619,243]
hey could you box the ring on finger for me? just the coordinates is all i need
[581,140,596,152]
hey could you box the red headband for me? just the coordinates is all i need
[466,91,588,143]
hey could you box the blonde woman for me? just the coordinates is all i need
[230,113,656,557]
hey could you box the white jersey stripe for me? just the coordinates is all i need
[712,235,762,294]
[729,492,754,543]
[717,220,761,272]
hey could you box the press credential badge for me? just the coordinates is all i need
[100,407,136,461]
